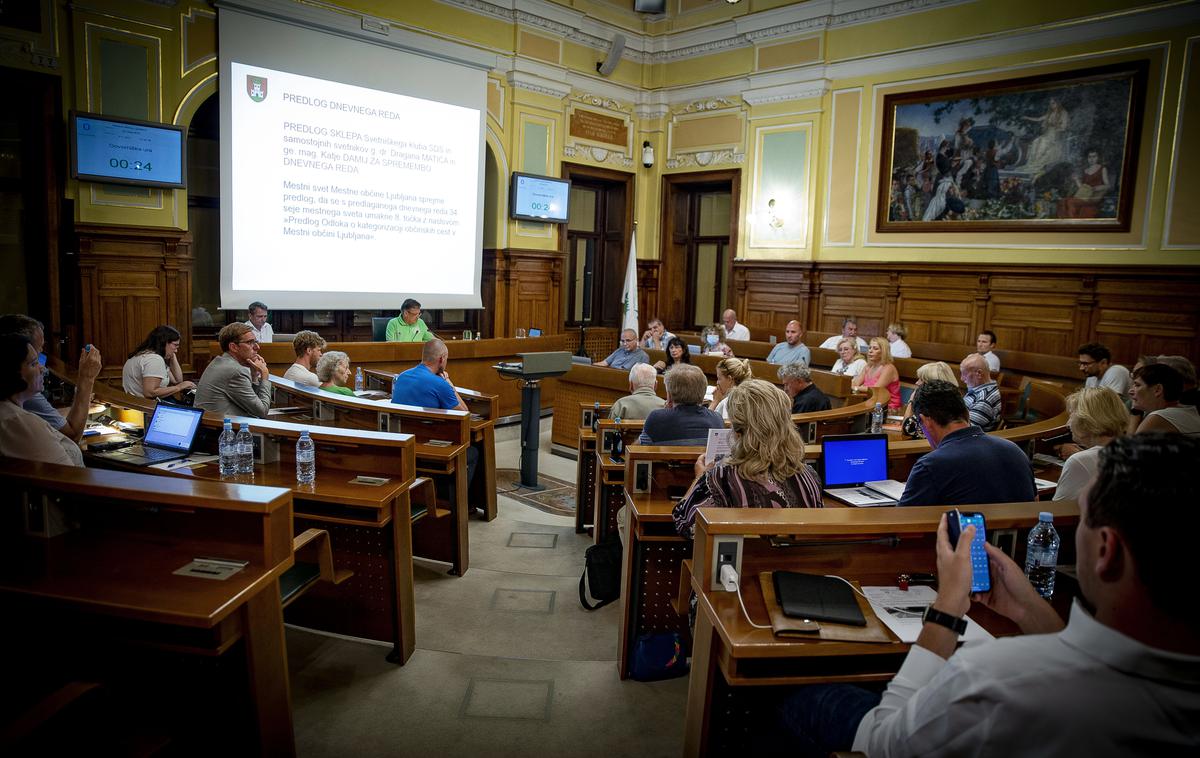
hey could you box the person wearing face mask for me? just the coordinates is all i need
[0,333,86,466]
[830,337,866,378]
[700,324,733,357]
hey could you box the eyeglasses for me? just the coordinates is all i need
[1078,359,1097,367]
[237,337,260,346]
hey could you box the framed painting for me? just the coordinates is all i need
[876,61,1148,233]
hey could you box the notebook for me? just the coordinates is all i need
[772,571,867,626]
[91,403,204,466]
[820,433,904,506]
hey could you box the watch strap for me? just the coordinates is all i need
[922,605,967,635]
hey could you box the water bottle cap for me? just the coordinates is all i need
[1039,511,1054,522]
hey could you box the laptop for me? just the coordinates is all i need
[528,327,542,337]
[91,402,205,466]
[820,433,905,506]
[687,344,701,355]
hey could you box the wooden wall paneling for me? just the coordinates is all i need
[893,271,980,344]
[1091,276,1200,359]
[481,248,564,339]
[731,261,814,330]
[637,260,661,323]
[812,268,892,337]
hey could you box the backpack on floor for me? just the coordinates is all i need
[578,534,622,610]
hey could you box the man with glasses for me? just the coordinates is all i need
[195,323,273,418]
[1078,342,1131,396]
[594,329,649,370]
[385,298,435,342]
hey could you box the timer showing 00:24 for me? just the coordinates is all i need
[109,158,152,171]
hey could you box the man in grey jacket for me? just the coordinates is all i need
[195,322,272,418]
[608,363,664,420]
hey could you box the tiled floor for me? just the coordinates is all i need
[287,417,689,757]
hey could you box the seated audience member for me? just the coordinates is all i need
[819,317,868,351]
[652,336,692,373]
[641,364,724,445]
[976,329,1001,373]
[898,380,1035,506]
[766,320,811,366]
[194,323,272,418]
[721,309,751,342]
[830,337,866,378]
[901,361,958,438]
[1157,355,1199,407]
[700,324,733,357]
[391,338,467,411]
[709,357,752,419]
[673,379,822,539]
[782,434,1200,757]
[245,301,273,343]
[283,330,326,386]
[1077,342,1131,396]
[640,318,675,351]
[316,351,355,396]
[778,363,831,415]
[608,363,664,420]
[1054,387,1129,502]
[0,333,85,466]
[852,337,901,409]
[595,329,649,369]
[886,322,912,358]
[1131,364,1200,436]
[0,313,101,442]
[385,298,434,342]
[960,353,1002,431]
[122,325,195,400]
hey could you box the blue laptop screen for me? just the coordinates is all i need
[822,436,888,486]
[144,404,203,452]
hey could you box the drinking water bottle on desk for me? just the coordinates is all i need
[1024,511,1060,599]
[591,401,601,433]
[219,418,238,478]
[355,366,364,392]
[236,422,254,475]
[870,402,884,434]
[296,431,315,484]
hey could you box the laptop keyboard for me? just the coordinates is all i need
[133,446,183,462]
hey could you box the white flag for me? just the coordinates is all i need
[620,234,639,334]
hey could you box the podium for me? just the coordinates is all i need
[494,351,573,490]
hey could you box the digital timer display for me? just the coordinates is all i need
[71,113,186,189]
[510,172,570,223]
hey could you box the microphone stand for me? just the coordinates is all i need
[574,321,590,359]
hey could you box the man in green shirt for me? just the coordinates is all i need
[385,298,435,342]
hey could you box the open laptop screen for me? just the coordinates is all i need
[820,434,889,487]
[144,404,204,452]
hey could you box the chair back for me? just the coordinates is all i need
[372,317,390,342]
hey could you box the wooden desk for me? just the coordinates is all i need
[82,379,424,665]
[0,462,296,755]
[682,502,1080,756]
[574,402,612,534]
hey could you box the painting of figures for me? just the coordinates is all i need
[876,61,1148,232]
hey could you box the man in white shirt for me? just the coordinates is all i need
[886,322,912,358]
[976,330,1000,373]
[766,320,811,366]
[779,433,1200,757]
[246,301,274,344]
[283,330,326,386]
[818,317,869,352]
[1077,342,1130,396]
[721,309,750,342]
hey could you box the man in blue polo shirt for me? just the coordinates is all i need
[392,338,467,411]
[595,329,649,370]
[898,380,1035,507]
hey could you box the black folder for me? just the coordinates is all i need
[772,571,867,626]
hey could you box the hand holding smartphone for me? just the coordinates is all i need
[946,509,991,593]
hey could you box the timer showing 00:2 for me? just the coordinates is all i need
[109,158,152,172]
[529,202,549,211]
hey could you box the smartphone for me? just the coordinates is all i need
[946,509,991,593]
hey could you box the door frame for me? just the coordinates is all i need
[560,162,635,326]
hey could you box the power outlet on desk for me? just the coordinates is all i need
[710,535,743,591]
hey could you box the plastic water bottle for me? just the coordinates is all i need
[236,422,254,475]
[591,401,601,433]
[296,431,315,484]
[1024,512,1060,599]
[218,418,238,478]
[355,366,364,392]
[870,402,884,434]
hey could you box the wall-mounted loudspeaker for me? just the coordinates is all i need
[596,34,626,77]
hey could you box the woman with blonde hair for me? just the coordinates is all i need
[1054,387,1130,502]
[830,336,866,378]
[673,379,823,539]
[852,336,901,409]
[709,357,752,419]
[902,361,957,437]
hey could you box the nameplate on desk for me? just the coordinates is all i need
[351,475,391,486]
[378,411,400,433]
[426,439,453,447]
[312,400,334,422]
[174,557,248,581]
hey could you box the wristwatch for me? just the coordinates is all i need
[922,605,967,635]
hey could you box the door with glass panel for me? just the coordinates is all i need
[565,178,626,328]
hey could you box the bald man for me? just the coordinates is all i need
[766,320,811,367]
[391,338,467,411]
[722,309,750,342]
[960,353,1001,431]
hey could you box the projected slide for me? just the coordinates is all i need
[228,61,480,300]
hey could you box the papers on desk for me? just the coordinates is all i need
[151,454,218,471]
[705,428,732,466]
[173,556,248,581]
[861,586,993,643]
[1034,477,1057,492]
[82,424,120,437]
[1032,453,1064,468]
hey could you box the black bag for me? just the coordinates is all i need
[578,534,622,610]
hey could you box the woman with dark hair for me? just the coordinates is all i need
[0,333,84,466]
[653,336,692,373]
[122,325,195,399]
